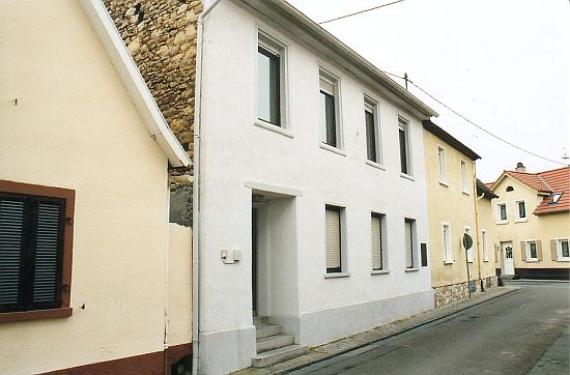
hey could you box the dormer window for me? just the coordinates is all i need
[506,186,514,192]
[551,193,563,204]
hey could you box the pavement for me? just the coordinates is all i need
[233,285,533,375]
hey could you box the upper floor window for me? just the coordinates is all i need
[319,71,341,149]
[437,146,447,184]
[257,32,285,127]
[497,203,508,223]
[0,180,74,320]
[460,160,469,194]
[506,186,514,192]
[398,117,411,175]
[365,99,381,164]
[515,200,527,222]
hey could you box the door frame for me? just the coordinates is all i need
[501,241,515,276]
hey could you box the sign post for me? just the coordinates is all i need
[463,233,474,298]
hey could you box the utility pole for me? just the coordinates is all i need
[404,72,409,90]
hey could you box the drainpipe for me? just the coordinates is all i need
[192,1,224,374]
[473,162,484,292]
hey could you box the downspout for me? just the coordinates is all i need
[473,162,484,292]
[192,1,224,374]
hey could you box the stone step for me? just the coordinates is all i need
[256,324,281,339]
[252,344,310,368]
[256,334,294,353]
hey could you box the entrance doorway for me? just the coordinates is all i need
[502,242,515,276]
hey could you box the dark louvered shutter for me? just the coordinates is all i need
[0,194,64,312]
[0,198,25,311]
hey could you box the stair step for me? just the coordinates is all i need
[256,324,281,339]
[253,344,310,368]
[257,335,294,353]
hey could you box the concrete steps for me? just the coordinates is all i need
[253,321,309,368]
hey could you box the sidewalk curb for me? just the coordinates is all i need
[276,287,521,374]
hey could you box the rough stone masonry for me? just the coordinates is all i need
[103,0,203,226]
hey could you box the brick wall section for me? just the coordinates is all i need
[103,0,202,158]
[433,276,498,308]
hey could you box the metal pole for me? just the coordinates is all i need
[466,247,472,299]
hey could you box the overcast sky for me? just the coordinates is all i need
[286,0,569,182]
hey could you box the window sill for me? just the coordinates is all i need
[514,219,528,223]
[405,268,420,273]
[496,221,509,225]
[254,120,294,138]
[439,181,449,187]
[371,270,390,276]
[324,272,350,279]
[467,260,474,263]
[483,258,491,262]
[400,173,415,182]
[320,143,346,156]
[366,160,386,171]
[462,191,470,196]
[525,259,539,263]
[443,260,455,265]
[0,307,72,324]
[556,258,570,262]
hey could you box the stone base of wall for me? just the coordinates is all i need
[434,276,498,308]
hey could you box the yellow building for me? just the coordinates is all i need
[423,120,498,307]
[0,1,193,373]
[487,163,570,279]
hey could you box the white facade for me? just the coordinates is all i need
[197,1,435,373]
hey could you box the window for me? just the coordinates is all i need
[497,203,508,223]
[325,205,343,273]
[555,239,570,261]
[404,219,416,269]
[371,213,386,271]
[464,227,474,262]
[525,241,538,261]
[365,99,381,163]
[0,180,74,320]
[320,71,340,148]
[257,32,285,127]
[398,117,411,175]
[515,200,527,221]
[442,223,453,263]
[481,230,490,261]
[460,160,469,194]
[506,186,514,192]
[437,146,447,184]
[551,193,563,204]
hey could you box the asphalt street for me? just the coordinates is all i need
[291,281,570,375]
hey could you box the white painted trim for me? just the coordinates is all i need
[80,0,191,168]
[555,238,570,262]
[436,144,448,185]
[318,66,344,150]
[320,142,347,156]
[441,221,453,263]
[398,115,412,176]
[371,270,390,276]
[524,239,539,261]
[496,202,509,224]
[363,94,383,165]
[460,160,470,195]
[254,120,294,138]
[244,181,302,197]
[365,160,386,171]
[324,272,350,279]
[514,199,528,223]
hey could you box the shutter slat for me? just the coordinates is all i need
[0,199,25,306]
[371,216,382,270]
[326,207,341,271]
[32,202,62,304]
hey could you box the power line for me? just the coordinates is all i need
[319,0,406,25]
[382,70,566,166]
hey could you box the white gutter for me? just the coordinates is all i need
[80,0,192,168]
[192,1,225,374]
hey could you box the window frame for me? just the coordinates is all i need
[496,202,508,224]
[514,200,528,222]
[255,29,289,133]
[460,160,470,195]
[398,116,412,177]
[319,69,343,151]
[481,229,490,262]
[442,222,453,264]
[371,212,388,272]
[556,238,570,261]
[324,204,347,276]
[364,97,383,166]
[525,240,539,261]
[437,145,448,186]
[0,180,74,323]
[404,218,418,270]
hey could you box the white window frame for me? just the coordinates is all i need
[464,226,474,263]
[398,116,413,178]
[481,229,490,262]
[324,203,348,278]
[496,202,508,224]
[525,240,539,262]
[364,96,383,167]
[404,218,418,271]
[371,212,389,274]
[437,145,448,186]
[442,222,453,264]
[556,238,570,262]
[514,199,528,223]
[460,160,470,195]
[255,29,290,136]
[319,68,343,152]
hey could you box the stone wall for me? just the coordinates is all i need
[103,0,202,157]
[433,276,498,308]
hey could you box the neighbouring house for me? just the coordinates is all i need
[101,0,440,373]
[487,163,570,280]
[0,1,193,374]
[422,120,498,307]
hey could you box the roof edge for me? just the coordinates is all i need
[422,120,481,160]
[80,0,192,169]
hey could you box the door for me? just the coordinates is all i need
[502,242,514,276]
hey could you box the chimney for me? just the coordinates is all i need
[515,162,526,172]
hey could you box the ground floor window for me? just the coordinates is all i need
[404,218,416,269]
[524,240,539,261]
[371,213,386,271]
[325,205,343,273]
[555,238,570,261]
